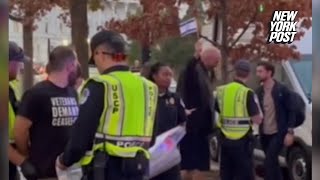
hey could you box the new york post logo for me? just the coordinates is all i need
[267,11,298,44]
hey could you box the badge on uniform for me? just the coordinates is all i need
[169,97,175,105]
[79,88,90,105]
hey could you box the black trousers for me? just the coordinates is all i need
[82,156,147,180]
[9,161,18,180]
[220,135,254,180]
[150,165,181,180]
[261,133,284,180]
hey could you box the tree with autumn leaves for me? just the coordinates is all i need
[9,0,312,85]
[9,0,91,90]
[107,0,181,64]
[108,0,312,82]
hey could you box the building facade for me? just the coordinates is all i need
[9,0,140,65]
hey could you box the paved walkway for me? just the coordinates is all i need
[208,162,263,180]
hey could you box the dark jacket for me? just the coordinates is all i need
[177,57,215,135]
[155,91,187,136]
[255,80,296,136]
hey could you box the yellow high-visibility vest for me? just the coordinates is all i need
[9,80,22,143]
[216,82,252,140]
[80,71,158,166]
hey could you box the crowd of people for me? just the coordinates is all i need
[8,30,299,180]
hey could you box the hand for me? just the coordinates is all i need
[284,133,294,147]
[20,159,37,180]
[194,39,203,58]
[251,115,262,125]
[56,155,67,170]
[185,108,196,116]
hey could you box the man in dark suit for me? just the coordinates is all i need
[177,40,221,180]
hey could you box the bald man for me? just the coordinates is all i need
[177,41,221,180]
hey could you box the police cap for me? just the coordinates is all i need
[234,59,251,73]
[9,41,28,62]
[89,30,126,64]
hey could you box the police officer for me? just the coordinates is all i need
[56,30,158,180]
[215,60,262,180]
[147,62,187,180]
[8,41,37,180]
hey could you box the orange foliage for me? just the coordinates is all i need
[9,0,67,26]
[107,0,180,46]
[181,0,312,62]
[110,0,311,62]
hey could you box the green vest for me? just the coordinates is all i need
[9,80,22,143]
[216,82,252,140]
[80,71,158,166]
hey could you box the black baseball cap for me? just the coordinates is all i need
[89,30,126,64]
[234,59,251,73]
[9,41,28,62]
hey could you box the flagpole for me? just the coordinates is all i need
[196,17,201,38]
[195,0,201,38]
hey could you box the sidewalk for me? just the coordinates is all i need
[208,162,263,180]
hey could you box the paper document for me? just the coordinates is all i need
[149,125,186,178]
[56,163,82,180]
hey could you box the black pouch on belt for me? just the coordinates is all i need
[92,151,109,180]
[121,151,148,176]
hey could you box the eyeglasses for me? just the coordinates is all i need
[95,51,127,61]
[94,51,112,55]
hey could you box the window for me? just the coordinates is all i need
[13,22,19,33]
[275,64,293,90]
[290,55,312,99]
[45,22,48,33]
[60,23,63,33]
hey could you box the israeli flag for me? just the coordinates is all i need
[179,18,198,37]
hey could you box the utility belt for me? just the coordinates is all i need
[82,150,148,180]
[218,128,254,147]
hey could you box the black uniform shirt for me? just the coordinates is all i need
[17,80,78,178]
[61,65,158,167]
[155,91,187,136]
[215,80,259,117]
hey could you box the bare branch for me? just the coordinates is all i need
[199,34,221,48]
[9,13,24,22]
[229,10,258,48]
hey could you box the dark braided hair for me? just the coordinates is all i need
[147,62,168,82]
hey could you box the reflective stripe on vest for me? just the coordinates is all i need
[9,101,15,143]
[80,71,158,166]
[9,80,22,101]
[8,80,22,143]
[216,82,251,140]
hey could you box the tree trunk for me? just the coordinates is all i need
[141,45,150,64]
[220,0,229,83]
[70,0,89,78]
[22,23,34,91]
